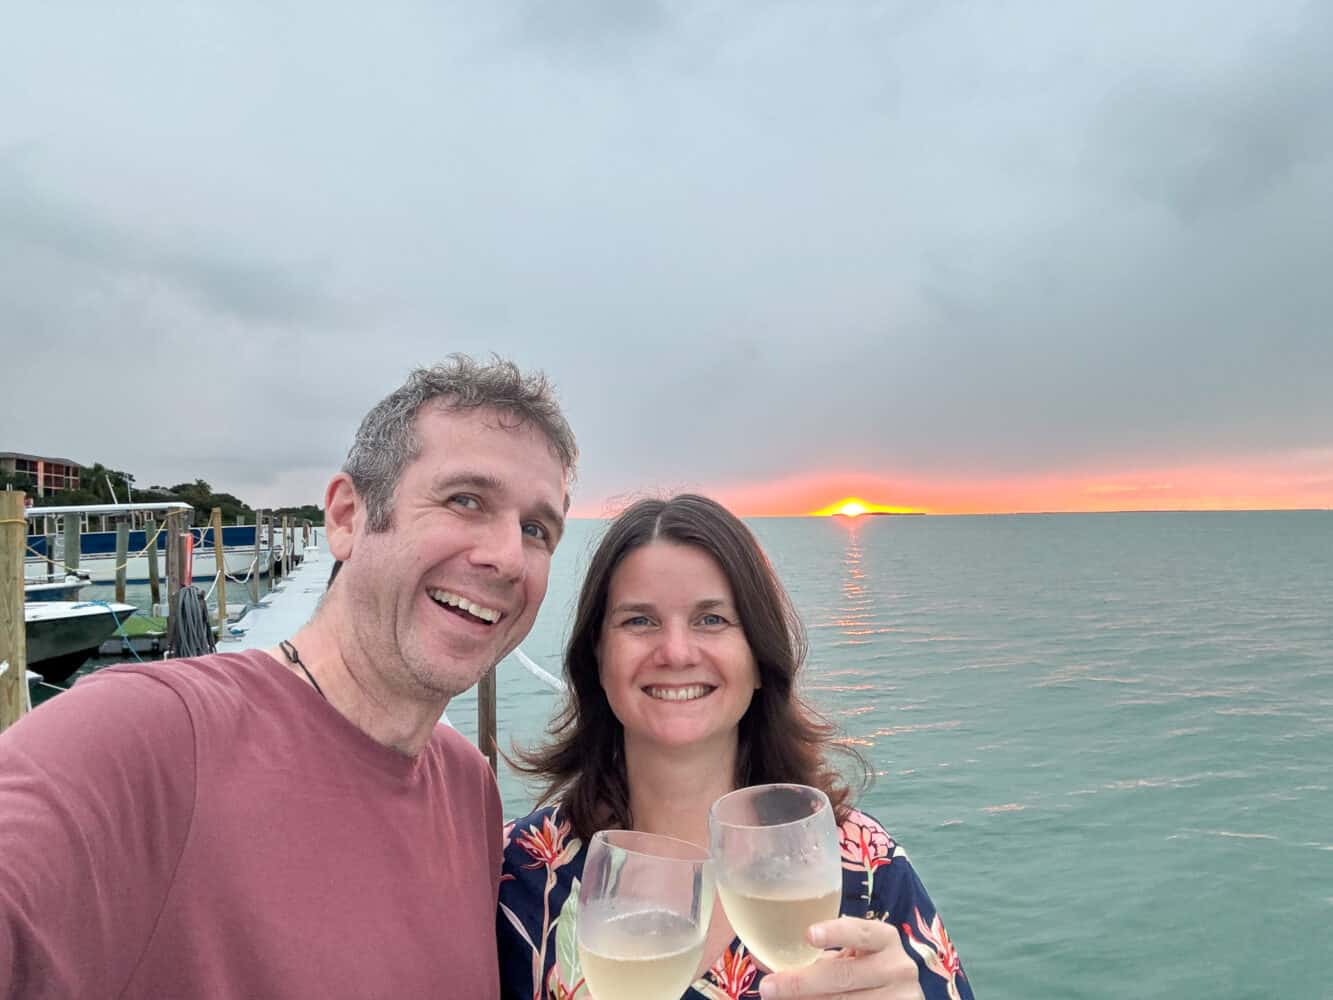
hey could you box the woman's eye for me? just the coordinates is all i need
[622,615,653,627]
[698,613,728,627]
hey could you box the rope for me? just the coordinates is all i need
[22,519,171,573]
[80,600,146,664]
[222,555,259,585]
[512,647,566,692]
[169,586,216,658]
[2,661,68,705]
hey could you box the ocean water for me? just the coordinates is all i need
[451,511,1333,999]
[60,511,1332,996]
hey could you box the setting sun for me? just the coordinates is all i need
[810,496,921,517]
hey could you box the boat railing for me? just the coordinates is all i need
[513,648,566,692]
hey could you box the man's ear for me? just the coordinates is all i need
[324,473,361,563]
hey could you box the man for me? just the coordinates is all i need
[0,356,577,998]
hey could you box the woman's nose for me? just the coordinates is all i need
[653,621,696,669]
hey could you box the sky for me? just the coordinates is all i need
[3,1,1330,517]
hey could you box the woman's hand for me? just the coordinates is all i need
[757,917,925,999]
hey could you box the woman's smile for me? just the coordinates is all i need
[642,683,717,702]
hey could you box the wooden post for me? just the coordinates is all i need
[165,512,183,654]
[210,507,227,625]
[62,513,80,574]
[114,518,129,604]
[1,492,28,731]
[282,516,291,579]
[45,532,56,576]
[145,516,162,609]
[478,670,498,773]
[266,516,276,586]
[249,510,262,605]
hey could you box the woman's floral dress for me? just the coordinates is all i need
[497,805,973,1000]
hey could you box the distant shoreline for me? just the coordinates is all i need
[747,508,1332,519]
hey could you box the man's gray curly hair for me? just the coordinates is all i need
[342,354,578,533]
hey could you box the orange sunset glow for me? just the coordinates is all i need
[595,450,1332,519]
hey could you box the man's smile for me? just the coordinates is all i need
[427,588,504,625]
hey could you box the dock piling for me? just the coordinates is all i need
[114,518,129,604]
[1,491,29,732]
[210,507,227,626]
[478,670,498,774]
[249,509,263,606]
[146,516,162,608]
[62,514,80,575]
[165,511,185,654]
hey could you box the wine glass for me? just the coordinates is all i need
[708,783,843,972]
[576,830,715,1000]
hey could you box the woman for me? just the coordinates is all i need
[499,495,972,1000]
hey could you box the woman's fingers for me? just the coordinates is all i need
[756,917,925,1000]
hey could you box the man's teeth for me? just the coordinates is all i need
[428,589,501,624]
[645,685,713,702]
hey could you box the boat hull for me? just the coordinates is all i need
[24,601,138,684]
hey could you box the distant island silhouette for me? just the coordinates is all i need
[834,510,926,517]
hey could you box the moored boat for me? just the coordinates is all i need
[24,503,280,586]
[25,601,137,684]
[23,572,92,602]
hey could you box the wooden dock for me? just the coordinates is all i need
[227,540,330,652]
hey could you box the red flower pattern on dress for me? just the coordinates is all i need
[700,942,760,999]
[839,809,897,873]
[902,907,965,1000]
[513,810,582,1000]
[839,809,903,903]
[516,813,581,870]
[544,962,586,1000]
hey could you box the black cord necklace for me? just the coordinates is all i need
[279,639,328,701]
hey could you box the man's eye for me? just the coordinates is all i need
[449,494,481,510]
[522,522,548,541]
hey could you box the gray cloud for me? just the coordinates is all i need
[2,0,1330,511]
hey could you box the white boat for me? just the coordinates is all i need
[23,572,92,602]
[25,601,137,684]
[24,503,283,586]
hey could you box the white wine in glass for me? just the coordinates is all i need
[576,830,714,1000]
[709,784,842,972]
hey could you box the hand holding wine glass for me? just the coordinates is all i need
[708,784,844,972]
[754,917,925,1000]
[576,830,714,1000]
[710,784,924,1000]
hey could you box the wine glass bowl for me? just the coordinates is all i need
[576,830,714,1000]
[708,784,843,972]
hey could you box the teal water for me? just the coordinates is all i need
[449,511,1333,999]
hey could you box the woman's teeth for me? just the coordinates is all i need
[428,589,501,624]
[644,685,713,702]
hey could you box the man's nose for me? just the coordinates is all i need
[468,517,526,581]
